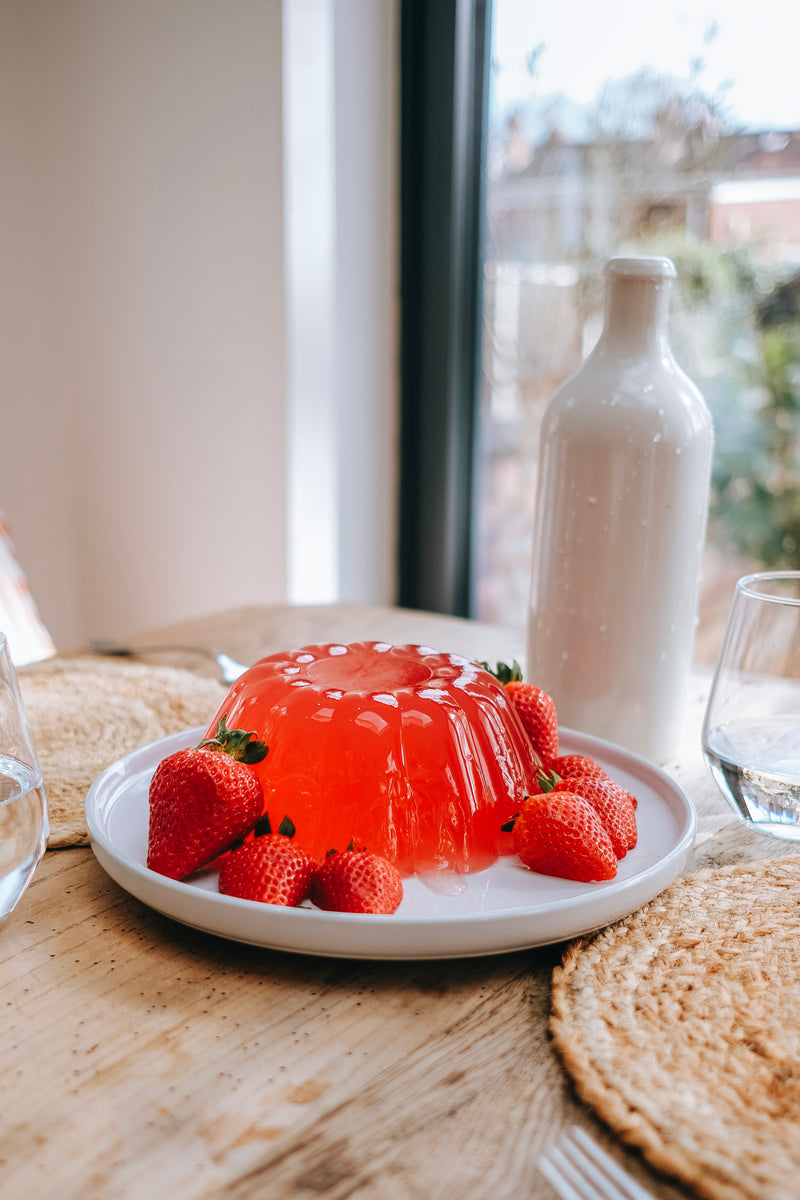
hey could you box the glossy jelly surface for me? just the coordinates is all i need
[205,641,539,877]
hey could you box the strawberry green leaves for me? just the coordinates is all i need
[198,714,268,764]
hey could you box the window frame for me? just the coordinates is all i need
[398,0,492,616]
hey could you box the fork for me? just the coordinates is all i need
[86,639,248,684]
[538,1126,655,1200]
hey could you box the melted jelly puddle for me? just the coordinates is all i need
[417,870,468,897]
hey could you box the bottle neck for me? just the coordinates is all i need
[598,273,672,357]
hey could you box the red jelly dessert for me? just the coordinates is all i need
[205,641,539,877]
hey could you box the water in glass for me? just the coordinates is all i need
[702,572,800,839]
[0,630,48,920]
[0,756,47,918]
[704,717,800,837]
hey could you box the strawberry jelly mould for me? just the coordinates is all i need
[204,642,539,878]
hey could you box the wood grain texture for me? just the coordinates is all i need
[0,605,779,1199]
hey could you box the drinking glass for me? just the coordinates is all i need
[0,631,48,919]
[702,571,800,838]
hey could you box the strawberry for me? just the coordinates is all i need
[512,791,617,882]
[218,818,317,906]
[478,660,558,762]
[533,762,637,858]
[506,681,559,762]
[548,753,611,782]
[147,715,268,880]
[550,754,638,807]
[309,848,404,914]
[552,776,637,858]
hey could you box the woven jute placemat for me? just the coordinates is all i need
[18,657,228,848]
[550,855,800,1200]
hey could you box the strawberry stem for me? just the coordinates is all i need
[536,768,562,793]
[252,813,297,839]
[476,659,523,684]
[253,812,272,837]
[198,714,268,764]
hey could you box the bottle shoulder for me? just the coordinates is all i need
[543,349,712,442]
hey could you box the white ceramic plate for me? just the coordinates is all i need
[86,726,696,960]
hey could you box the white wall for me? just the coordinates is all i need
[0,0,398,651]
[0,1,83,646]
[285,0,398,605]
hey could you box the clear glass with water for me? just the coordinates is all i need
[702,573,800,838]
[0,632,48,920]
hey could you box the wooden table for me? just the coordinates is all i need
[3,604,793,1200]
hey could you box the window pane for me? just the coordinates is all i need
[475,0,800,663]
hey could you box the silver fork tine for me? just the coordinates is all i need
[538,1141,594,1200]
[86,640,248,684]
[215,652,248,683]
[538,1126,655,1200]
[539,1136,611,1200]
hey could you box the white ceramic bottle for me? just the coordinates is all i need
[526,256,714,762]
